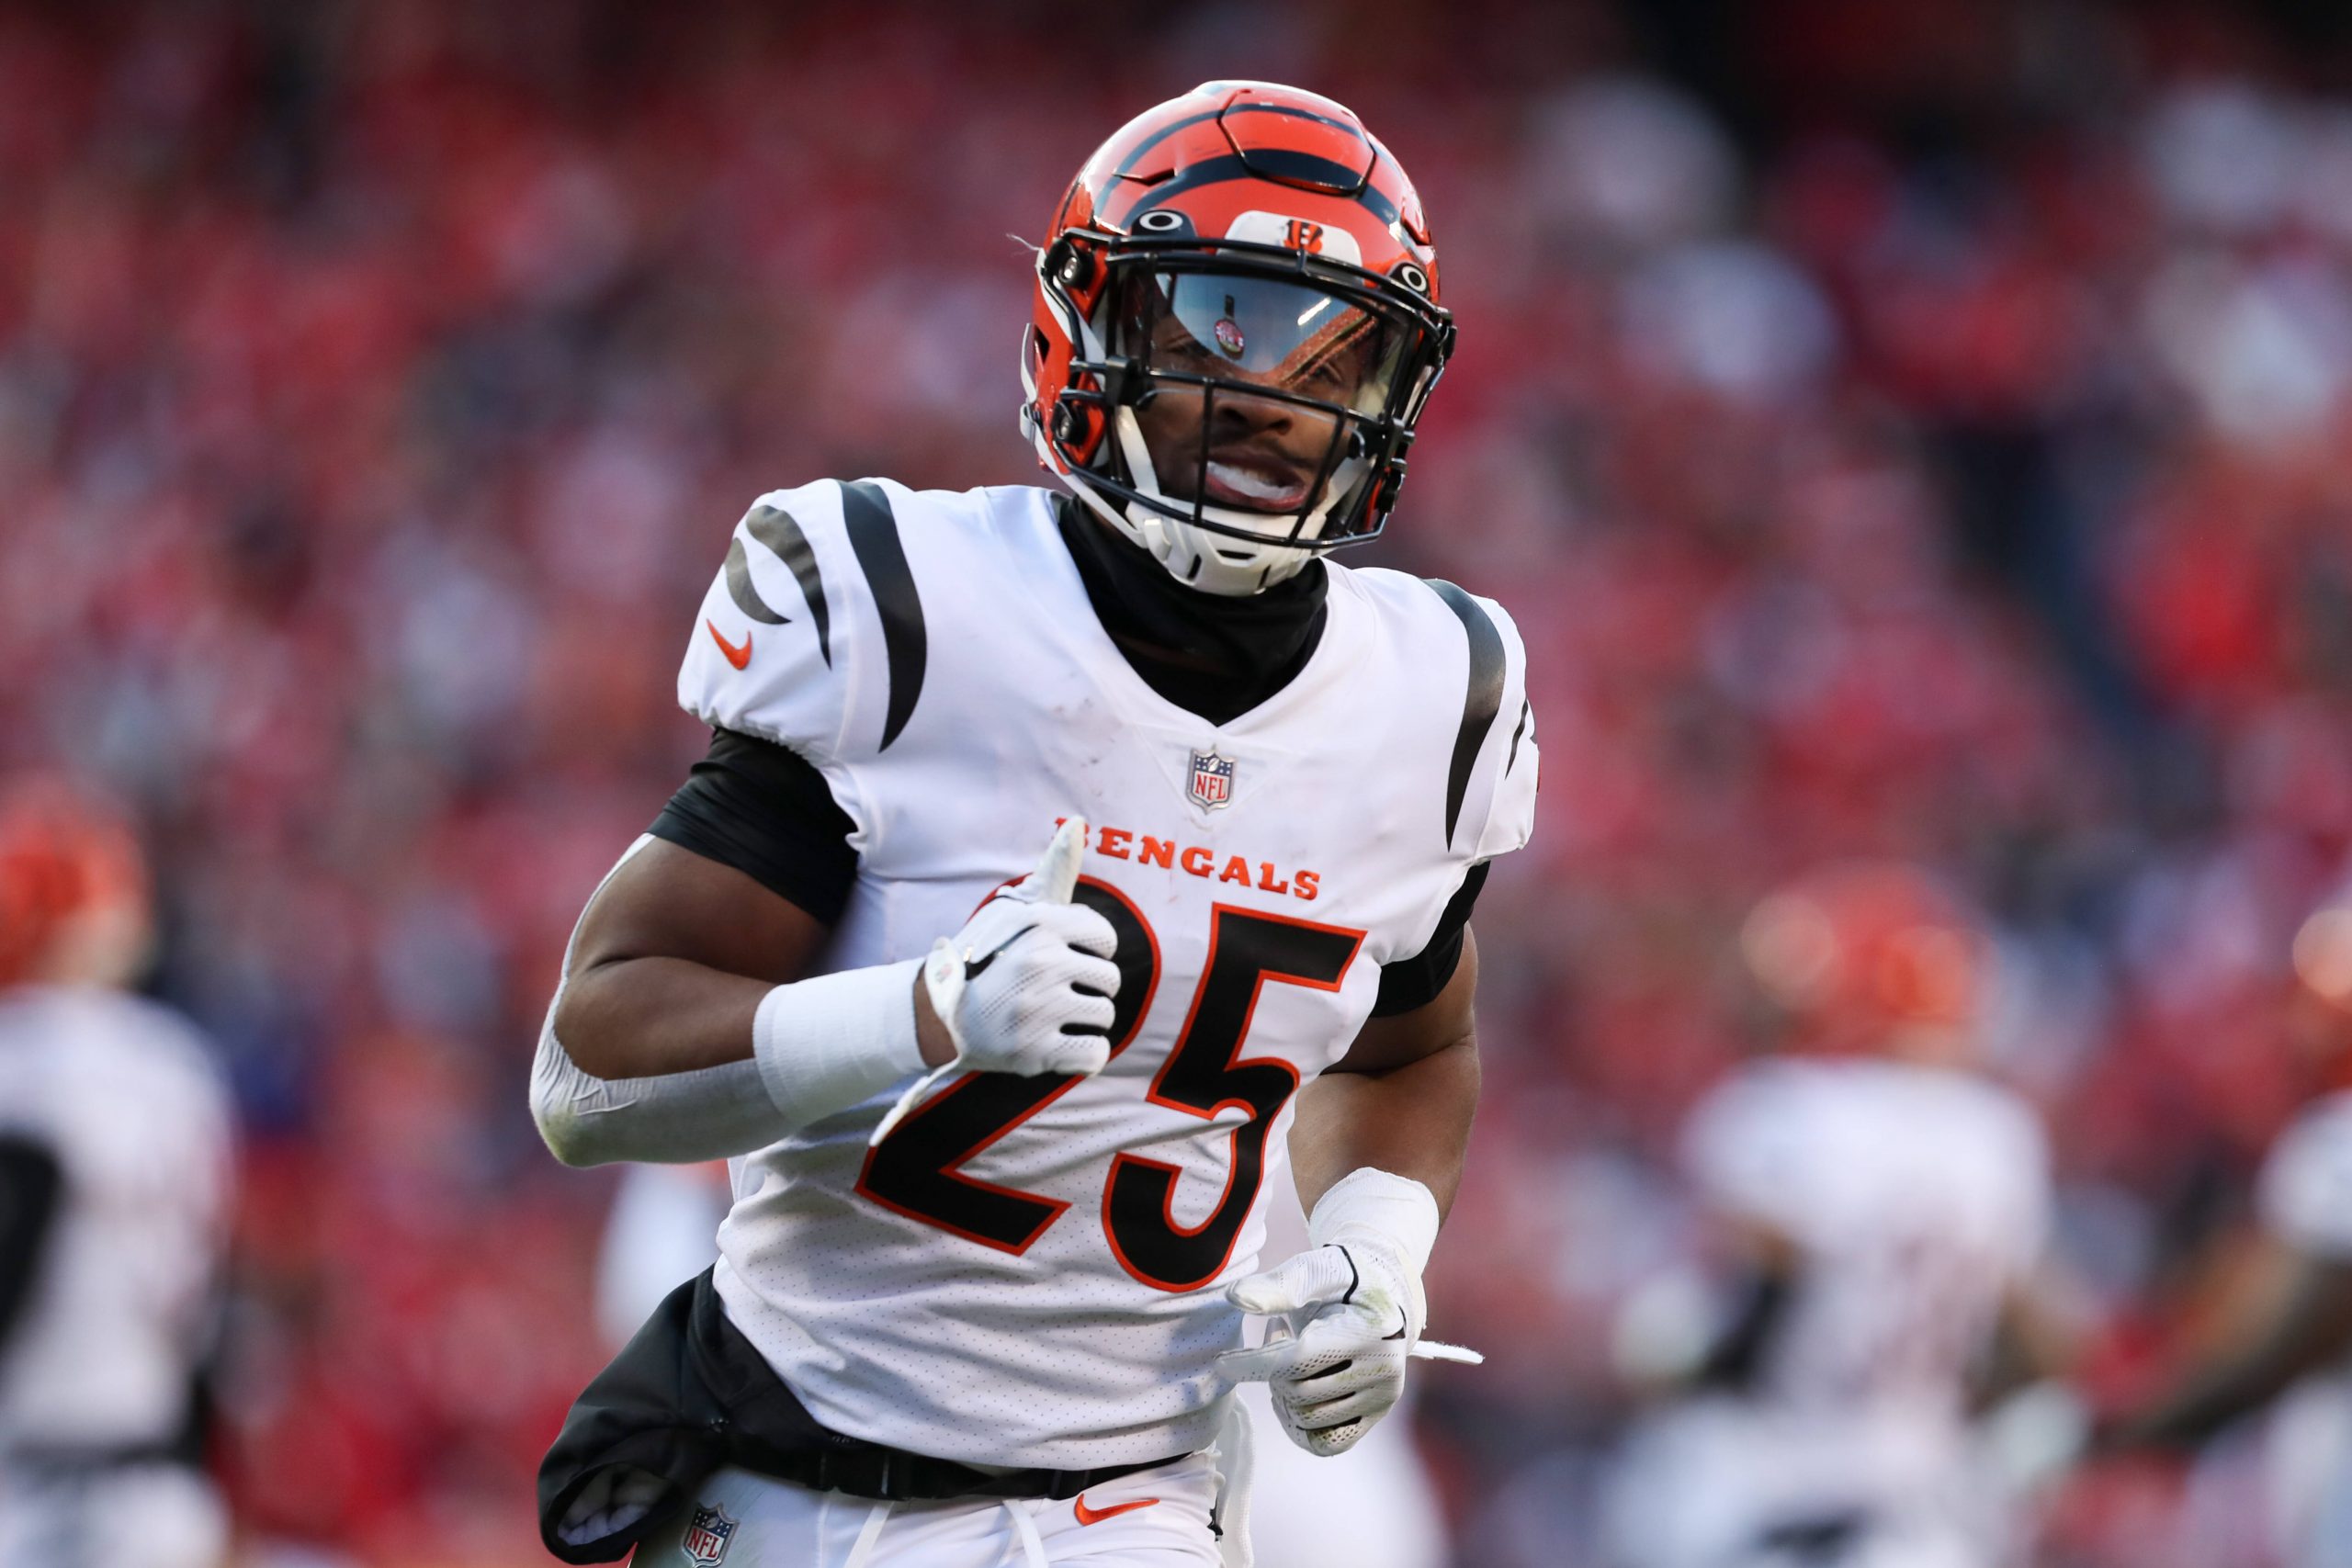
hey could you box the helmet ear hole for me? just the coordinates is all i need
[1052,394,1107,463]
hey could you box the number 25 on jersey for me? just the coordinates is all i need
[857,878,1363,1292]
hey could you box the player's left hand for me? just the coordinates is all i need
[1216,1235,1425,1457]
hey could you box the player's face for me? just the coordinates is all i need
[1119,271,1406,519]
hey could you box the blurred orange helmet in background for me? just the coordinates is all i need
[2293,883,2352,1017]
[0,775,153,991]
[1738,861,1993,1062]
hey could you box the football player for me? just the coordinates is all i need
[1602,865,2063,1568]
[2092,886,2352,1565]
[529,82,1538,1568]
[0,779,235,1568]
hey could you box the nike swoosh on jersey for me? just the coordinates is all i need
[1073,1495,1160,1526]
[707,619,753,670]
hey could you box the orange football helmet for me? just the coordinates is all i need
[0,775,152,990]
[1023,82,1454,595]
[1739,862,1992,1060]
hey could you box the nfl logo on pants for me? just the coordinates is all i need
[1189,749,1236,811]
[683,1503,737,1566]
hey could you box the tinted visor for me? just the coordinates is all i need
[1118,270,1410,413]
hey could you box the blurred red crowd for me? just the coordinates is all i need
[5,1,2352,1562]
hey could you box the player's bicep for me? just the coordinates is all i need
[568,837,831,987]
[1330,925,1480,1076]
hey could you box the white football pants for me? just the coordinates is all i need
[634,1451,1223,1568]
[1600,1398,1999,1568]
[0,1463,228,1568]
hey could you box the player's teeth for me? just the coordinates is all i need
[1206,461,1300,503]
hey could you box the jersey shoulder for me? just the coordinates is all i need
[680,479,1045,776]
[2261,1090,2352,1257]
[1335,565,1539,863]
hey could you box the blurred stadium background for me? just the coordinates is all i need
[6,0,2352,1562]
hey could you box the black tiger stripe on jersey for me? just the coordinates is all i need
[1425,579,1505,848]
[746,503,832,667]
[838,479,927,751]
[722,537,788,626]
[1507,698,1532,775]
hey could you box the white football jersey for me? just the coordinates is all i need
[1682,1058,2050,1417]
[2259,1090,2352,1258]
[677,478,1538,1469]
[0,985,232,1450]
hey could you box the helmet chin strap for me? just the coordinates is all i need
[1104,403,1375,597]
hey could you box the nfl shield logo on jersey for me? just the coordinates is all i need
[683,1503,737,1566]
[1188,749,1236,811]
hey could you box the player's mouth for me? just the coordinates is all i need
[1202,457,1313,513]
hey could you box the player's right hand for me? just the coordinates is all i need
[922,817,1119,1078]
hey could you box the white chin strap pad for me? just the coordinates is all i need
[1105,408,1316,597]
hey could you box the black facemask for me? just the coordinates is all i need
[1055,497,1329,727]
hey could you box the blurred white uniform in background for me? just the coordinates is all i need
[594,1163,730,1353]
[0,779,234,1568]
[1604,1056,2052,1568]
[0,987,233,1568]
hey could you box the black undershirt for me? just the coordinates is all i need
[649,499,1483,1014]
[1053,497,1329,727]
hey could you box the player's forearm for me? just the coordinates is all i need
[555,956,774,1080]
[2104,1348,2312,1451]
[534,953,929,1168]
[2102,1256,2352,1451]
[1287,1032,1479,1218]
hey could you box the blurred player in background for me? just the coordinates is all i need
[0,779,235,1568]
[2094,883,2352,1566]
[529,80,1535,1568]
[1604,864,2064,1568]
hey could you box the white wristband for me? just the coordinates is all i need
[1306,1167,1442,1277]
[752,958,928,1127]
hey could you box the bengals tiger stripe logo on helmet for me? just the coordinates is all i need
[1021,82,1454,596]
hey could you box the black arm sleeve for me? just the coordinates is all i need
[1369,861,1490,1018]
[0,1133,64,1355]
[647,728,860,925]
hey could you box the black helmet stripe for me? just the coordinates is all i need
[1109,108,1226,180]
[1120,154,1400,229]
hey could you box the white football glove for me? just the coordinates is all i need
[871,818,1118,1143]
[1217,1168,1441,1458]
